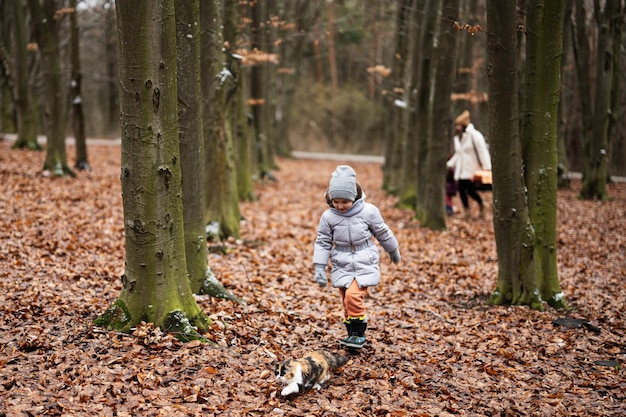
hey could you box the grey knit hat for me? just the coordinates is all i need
[328,165,357,201]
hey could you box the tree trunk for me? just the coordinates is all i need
[10,1,40,151]
[202,0,241,240]
[382,0,415,194]
[223,0,255,202]
[0,1,16,135]
[104,3,119,136]
[556,0,573,189]
[68,0,89,170]
[273,0,322,157]
[416,0,459,230]
[487,0,542,309]
[326,0,338,137]
[571,1,595,193]
[521,0,567,309]
[176,0,207,293]
[579,0,619,200]
[27,0,74,177]
[249,0,275,177]
[407,0,438,209]
[96,0,209,338]
[606,3,624,181]
[174,0,239,302]
[453,0,481,117]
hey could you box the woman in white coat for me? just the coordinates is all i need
[447,110,491,218]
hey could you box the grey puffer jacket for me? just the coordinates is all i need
[313,197,399,288]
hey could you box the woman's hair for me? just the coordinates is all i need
[325,182,363,207]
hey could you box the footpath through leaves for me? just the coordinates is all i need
[0,140,624,416]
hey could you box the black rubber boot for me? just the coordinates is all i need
[340,321,352,345]
[340,319,367,349]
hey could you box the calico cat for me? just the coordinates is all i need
[275,350,349,396]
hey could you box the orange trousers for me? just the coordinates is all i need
[339,279,368,320]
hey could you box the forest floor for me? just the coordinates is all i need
[0,139,624,416]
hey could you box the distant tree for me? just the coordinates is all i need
[8,1,40,150]
[0,1,16,136]
[382,0,415,194]
[200,0,241,239]
[556,0,574,189]
[573,0,623,200]
[175,0,241,300]
[273,0,323,157]
[249,0,277,177]
[223,0,255,202]
[68,0,89,170]
[26,0,74,176]
[403,0,436,208]
[96,0,209,337]
[487,0,567,310]
[415,0,459,230]
[103,0,119,136]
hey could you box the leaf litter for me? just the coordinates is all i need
[0,140,624,416]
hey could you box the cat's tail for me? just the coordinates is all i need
[320,350,349,368]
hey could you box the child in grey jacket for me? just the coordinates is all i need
[313,165,401,349]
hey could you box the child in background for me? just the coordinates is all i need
[446,166,457,216]
[313,165,401,349]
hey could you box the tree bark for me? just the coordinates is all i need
[416,0,459,230]
[556,0,573,189]
[96,0,209,338]
[273,0,322,157]
[104,3,119,136]
[27,0,74,177]
[382,0,415,194]
[487,0,541,309]
[202,0,241,240]
[579,0,619,200]
[408,0,438,209]
[10,1,40,151]
[249,0,275,177]
[68,0,89,170]
[223,0,255,202]
[521,0,567,309]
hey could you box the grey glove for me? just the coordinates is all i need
[314,264,328,287]
[389,248,401,264]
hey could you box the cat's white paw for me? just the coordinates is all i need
[281,383,299,396]
[313,383,322,390]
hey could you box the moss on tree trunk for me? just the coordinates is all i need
[96,0,211,340]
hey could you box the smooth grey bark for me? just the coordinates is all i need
[416,0,459,230]
[27,0,73,176]
[10,1,40,151]
[97,0,209,337]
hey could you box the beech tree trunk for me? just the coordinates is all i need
[249,0,275,177]
[403,0,436,209]
[68,0,89,170]
[176,0,206,293]
[521,0,567,309]
[487,0,567,310]
[223,0,254,202]
[27,0,73,176]
[416,0,459,230]
[487,0,539,309]
[10,1,40,151]
[201,0,241,240]
[382,0,415,194]
[578,0,621,200]
[96,0,209,338]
